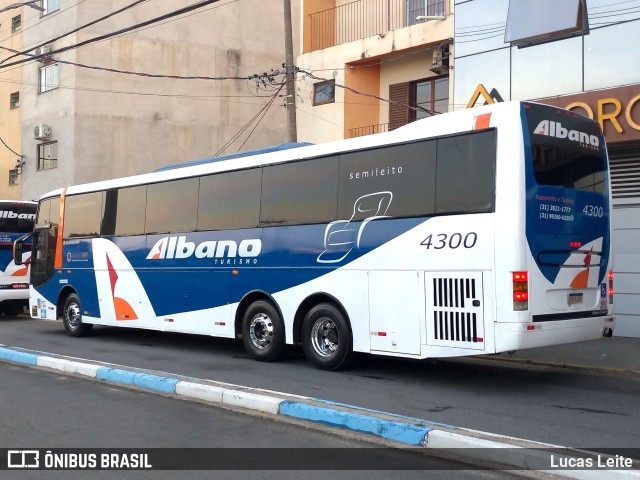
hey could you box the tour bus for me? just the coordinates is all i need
[1,200,36,316]
[14,101,614,370]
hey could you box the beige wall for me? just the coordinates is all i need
[19,0,300,200]
[0,7,24,199]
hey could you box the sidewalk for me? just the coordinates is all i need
[479,336,639,375]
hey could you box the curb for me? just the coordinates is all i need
[1,345,638,478]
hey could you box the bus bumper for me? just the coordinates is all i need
[494,316,615,353]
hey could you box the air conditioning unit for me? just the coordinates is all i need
[430,44,450,75]
[33,44,51,60]
[34,124,52,140]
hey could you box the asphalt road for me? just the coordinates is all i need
[2,315,639,452]
[0,362,520,480]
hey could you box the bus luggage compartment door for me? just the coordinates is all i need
[368,271,421,355]
[425,272,485,351]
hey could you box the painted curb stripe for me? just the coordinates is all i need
[279,401,430,446]
[0,347,38,366]
[96,367,179,394]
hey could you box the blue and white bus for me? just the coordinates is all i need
[0,200,36,316]
[14,101,614,370]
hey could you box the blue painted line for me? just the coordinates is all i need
[313,399,458,429]
[96,367,178,394]
[0,347,38,366]
[279,401,430,446]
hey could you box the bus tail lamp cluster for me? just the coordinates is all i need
[609,271,614,304]
[513,271,528,311]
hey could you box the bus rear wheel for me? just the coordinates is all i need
[241,300,286,362]
[302,303,353,371]
[62,293,93,337]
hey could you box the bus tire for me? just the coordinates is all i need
[241,300,286,362]
[302,303,353,371]
[62,293,93,337]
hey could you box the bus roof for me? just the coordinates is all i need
[155,143,314,172]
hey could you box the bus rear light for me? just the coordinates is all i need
[513,271,529,311]
[608,271,614,304]
[569,241,582,249]
[513,271,528,282]
[513,292,528,302]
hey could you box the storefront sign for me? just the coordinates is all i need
[539,86,640,143]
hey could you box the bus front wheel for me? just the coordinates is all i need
[62,293,93,337]
[241,300,286,362]
[302,303,353,371]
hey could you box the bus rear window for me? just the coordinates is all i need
[531,144,605,193]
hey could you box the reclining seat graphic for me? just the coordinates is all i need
[317,191,393,264]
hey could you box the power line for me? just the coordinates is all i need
[0,0,223,70]
[1,0,149,65]
[0,134,21,157]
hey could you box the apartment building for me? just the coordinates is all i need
[0,5,26,199]
[296,0,453,143]
[15,0,299,201]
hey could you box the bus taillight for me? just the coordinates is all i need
[513,271,528,311]
[608,271,614,304]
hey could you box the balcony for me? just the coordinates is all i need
[348,123,390,138]
[309,0,448,51]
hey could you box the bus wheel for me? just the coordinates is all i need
[62,293,93,337]
[241,300,286,362]
[302,303,353,371]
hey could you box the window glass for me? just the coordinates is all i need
[10,92,19,109]
[338,140,436,220]
[260,158,338,226]
[36,200,51,226]
[39,63,59,93]
[37,142,57,170]
[532,145,604,193]
[198,169,261,230]
[42,0,60,15]
[313,80,335,106]
[112,186,147,236]
[453,50,511,109]
[585,22,640,91]
[511,36,581,100]
[146,178,198,233]
[435,130,496,213]
[454,0,510,58]
[63,192,104,238]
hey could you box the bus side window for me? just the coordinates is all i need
[146,178,198,234]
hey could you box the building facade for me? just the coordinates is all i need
[453,0,640,337]
[15,0,299,201]
[296,0,453,143]
[0,4,26,199]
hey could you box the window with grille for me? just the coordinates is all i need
[9,169,19,186]
[10,92,19,109]
[11,15,21,33]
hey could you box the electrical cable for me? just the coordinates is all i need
[1,0,150,65]
[0,0,223,70]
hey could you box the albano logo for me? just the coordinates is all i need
[534,120,600,148]
[147,236,262,263]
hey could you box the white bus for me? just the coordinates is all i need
[15,101,614,369]
[0,200,36,316]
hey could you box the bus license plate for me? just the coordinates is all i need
[568,293,583,306]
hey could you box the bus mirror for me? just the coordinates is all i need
[13,232,31,266]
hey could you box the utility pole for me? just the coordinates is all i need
[283,0,297,143]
